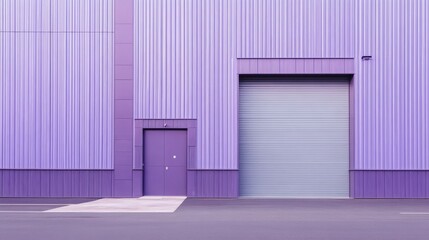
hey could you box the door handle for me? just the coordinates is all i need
[165,166,168,170]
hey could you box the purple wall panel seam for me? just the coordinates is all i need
[239,59,355,74]
[237,58,355,60]
[113,0,134,197]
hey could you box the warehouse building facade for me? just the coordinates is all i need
[1,0,428,198]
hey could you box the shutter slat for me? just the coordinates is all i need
[239,79,349,198]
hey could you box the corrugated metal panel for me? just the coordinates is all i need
[0,170,113,197]
[352,170,429,198]
[0,0,114,32]
[134,0,238,169]
[0,0,51,32]
[135,0,429,170]
[354,0,429,169]
[187,170,239,197]
[239,79,349,197]
[134,0,353,169]
[0,1,114,169]
[237,0,355,58]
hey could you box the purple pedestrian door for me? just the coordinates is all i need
[143,130,187,196]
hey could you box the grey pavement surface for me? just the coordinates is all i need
[0,198,429,240]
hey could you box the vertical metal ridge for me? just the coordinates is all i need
[134,0,428,170]
[134,0,354,169]
[0,0,114,169]
[354,0,429,170]
[2,0,428,171]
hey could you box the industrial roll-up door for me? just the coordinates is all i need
[239,77,349,198]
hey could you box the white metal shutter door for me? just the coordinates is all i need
[239,79,349,198]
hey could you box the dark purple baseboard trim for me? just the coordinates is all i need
[0,170,113,197]
[131,169,239,198]
[351,170,429,198]
[132,170,143,197]
[0,169,238,198]
[187,170,238,198]
[6,169,426,199]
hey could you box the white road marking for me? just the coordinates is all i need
[0,204,71,206]
[46,196,187,213]
[400,212,429,215]
[0,211,46,213]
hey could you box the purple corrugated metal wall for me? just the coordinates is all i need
[134,0,239,169]
[352,171,429,198]
[236,0,355,58]
[354,0,429,169]
[0,0,114,169]
[0,170,113,197]
[134,0,429,171]
[187,170,239,198]
[1,0,428,197]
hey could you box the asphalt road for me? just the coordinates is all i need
[1,198,429,240]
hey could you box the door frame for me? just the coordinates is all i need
[142,129,187,196]
[134,119,197,197]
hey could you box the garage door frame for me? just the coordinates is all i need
[239,74,352,197]
[236,58,355,198]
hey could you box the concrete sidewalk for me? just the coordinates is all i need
[46,196,186,213]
